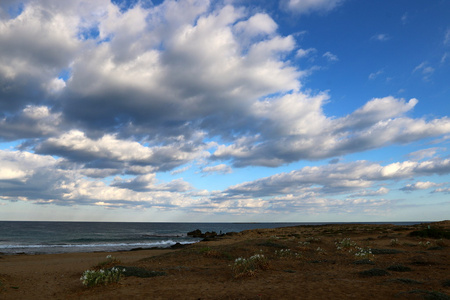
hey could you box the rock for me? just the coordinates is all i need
[187,229,203,237]
[187,229,218,239]
[170,242,186,249]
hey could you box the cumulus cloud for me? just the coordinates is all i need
[400,181,440,192]
[1,0,450,217]
[0,150,65,201]
[215,157,450,203]
[0,105,62,140]
[34,130,208,174]
[1,146,450,215]
[213,96,450,167]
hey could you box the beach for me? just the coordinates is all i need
[1,221,449,299]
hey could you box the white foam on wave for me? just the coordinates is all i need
[0,239,200,254]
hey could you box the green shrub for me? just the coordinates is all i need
[274,248,301,259]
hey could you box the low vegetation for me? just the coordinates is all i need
[231,253,269,278]
[80,267,124,287]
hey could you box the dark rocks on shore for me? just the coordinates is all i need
[187,229,238,239]
[170,242,186,249]
[187,229,217,238]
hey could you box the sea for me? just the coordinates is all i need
[0,221,424,255]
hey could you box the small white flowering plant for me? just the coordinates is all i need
[80,255,125,287]
[275,248,302,259]
[231,252,269,278]
[335,238,357,251]
[354,246,374,260]
[80,267,125,287]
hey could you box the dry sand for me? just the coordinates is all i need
[1,221,449,299]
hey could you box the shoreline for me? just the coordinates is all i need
[0,221,430,257]
[1,221,449,299]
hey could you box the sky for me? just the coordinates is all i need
[0,0,449,222]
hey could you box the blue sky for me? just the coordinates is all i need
[0,0,449,222]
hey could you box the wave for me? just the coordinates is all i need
[1,240,197,249]
[0,239,200,254]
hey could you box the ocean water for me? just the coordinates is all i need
[0,221,422,255]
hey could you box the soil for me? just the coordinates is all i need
[1,221,449,299]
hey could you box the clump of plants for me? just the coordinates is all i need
[390,238,399,246]
[274,248,301,260]
[335,238,357,251]
[315,246,326,254]
[231,253,269,278]
[354,246,374,260]
[80,267,125,287]
[80,255,124,287]
[418,241,432,248]
[305,237,321,243]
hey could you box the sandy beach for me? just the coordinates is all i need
[1,221,449,299]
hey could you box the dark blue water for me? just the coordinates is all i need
[0,221,422,255]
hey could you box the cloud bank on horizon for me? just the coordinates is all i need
[0,0,449,222]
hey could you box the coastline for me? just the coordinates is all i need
[0,221,428,256]
[1,221,449,299]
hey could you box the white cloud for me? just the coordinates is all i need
[214,96,450,167]
[444,28,450,45]
[202,164,232,175]
[234,13,277,38]
[433,187,450,194]
[369,69,384,80]
[35,130,208,174]
[323,51,338,61]
[285,0,345,15]
[296,47,316,58]
[45,77,66,93]
[408,148,442,161]
[401,13,408,25]
[0,105,61,140]
[401,181,440,191]
[349,187,389,198]
[371,33,390,41]
[0,2,80,80]
[215,157,450,205]
[413,61,434,80]
[0,0,450,218]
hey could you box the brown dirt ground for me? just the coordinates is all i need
[1,221,449,299]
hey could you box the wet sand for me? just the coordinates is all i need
[1,221,449,299]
